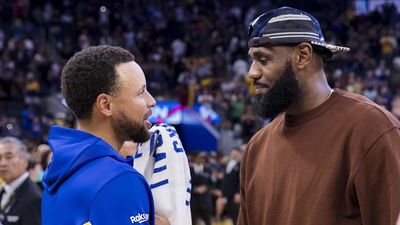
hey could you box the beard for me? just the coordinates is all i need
[115,109,150,143]
[254,62,300,119]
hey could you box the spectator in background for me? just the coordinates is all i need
[217,120,242,156]
[0,137,41,225]
[215,146,241,224]
[239,6,400,225]
[380,28,397,61]
[32,146,52,190]
[240,105,259,143]
[190,152,213,225]
[27,158,41,185]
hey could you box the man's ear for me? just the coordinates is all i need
[96,93,113,117]
[21,158,29,170]
[294,42,313,70]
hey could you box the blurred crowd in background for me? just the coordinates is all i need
[0,0,399,224]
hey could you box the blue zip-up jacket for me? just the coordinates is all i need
[42,126,155,225]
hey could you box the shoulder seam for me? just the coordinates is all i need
[340,93,399,127]
[352,127,399,182]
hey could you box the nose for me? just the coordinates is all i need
[247,61,262,82]
[146,91,156,108]
[0,157,7,167]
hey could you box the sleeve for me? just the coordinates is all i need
[237,146,249,225]
[89,173,154,225]
[22,194,41,225]
[354,128,400,225]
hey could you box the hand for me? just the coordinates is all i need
[119,141,138,158]
[194,185,207,194]
[155,215,170,225]
[213,189,222,197]
[233,193,240,204]
[216,197,227,205]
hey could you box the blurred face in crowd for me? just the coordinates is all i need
[194,153,206,165]
[111,61,156,143]
[248,45,300,118]
[28,161,42,182]
[0,143,28,184]
[230,148,242,161]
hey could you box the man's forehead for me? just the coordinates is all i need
[116,61,146,84]
[248,46,275,56]
[248,45,293,56]
[116,61,143,75]
[0,143,18,153]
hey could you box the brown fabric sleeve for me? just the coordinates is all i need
[354,128,400,225]
[237,144,249,225]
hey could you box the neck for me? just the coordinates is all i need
[6,172,28,185]
[286,71,332,115]
[77,120,122,151]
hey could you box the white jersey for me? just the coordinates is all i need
[133,123,192,225]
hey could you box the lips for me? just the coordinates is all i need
[253,82,270,93]
[144,110,152,120]
[144,110,153,129]
[254,85,268,90]
[253,81,270,89]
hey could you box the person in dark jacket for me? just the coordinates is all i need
[219,147,241,224]
[0,137,41,225]
[190,152,213,225]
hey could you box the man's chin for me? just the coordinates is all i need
[130,129,150,143]
[255,88,269,95]
[254,96,285,119]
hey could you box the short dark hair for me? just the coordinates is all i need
[61,45,135,120]
[40,148,52,170]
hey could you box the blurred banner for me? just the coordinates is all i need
[150,102,221,124]
[149,102,220,152]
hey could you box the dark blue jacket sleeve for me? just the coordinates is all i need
[88,172,154,225]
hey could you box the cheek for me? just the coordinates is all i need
[261,67,277,81]
[134,99,149,114]
[128,107,146,122]
[130,97,147,108]
[15,159,27,170]
[263,60,288,80]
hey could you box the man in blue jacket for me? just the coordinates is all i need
[42,46,167,225]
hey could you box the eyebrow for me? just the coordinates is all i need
[137,85,146,95]
[1,152,14,157]
[249,49,273,58]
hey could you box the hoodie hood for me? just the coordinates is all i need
[43,126,129,193]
